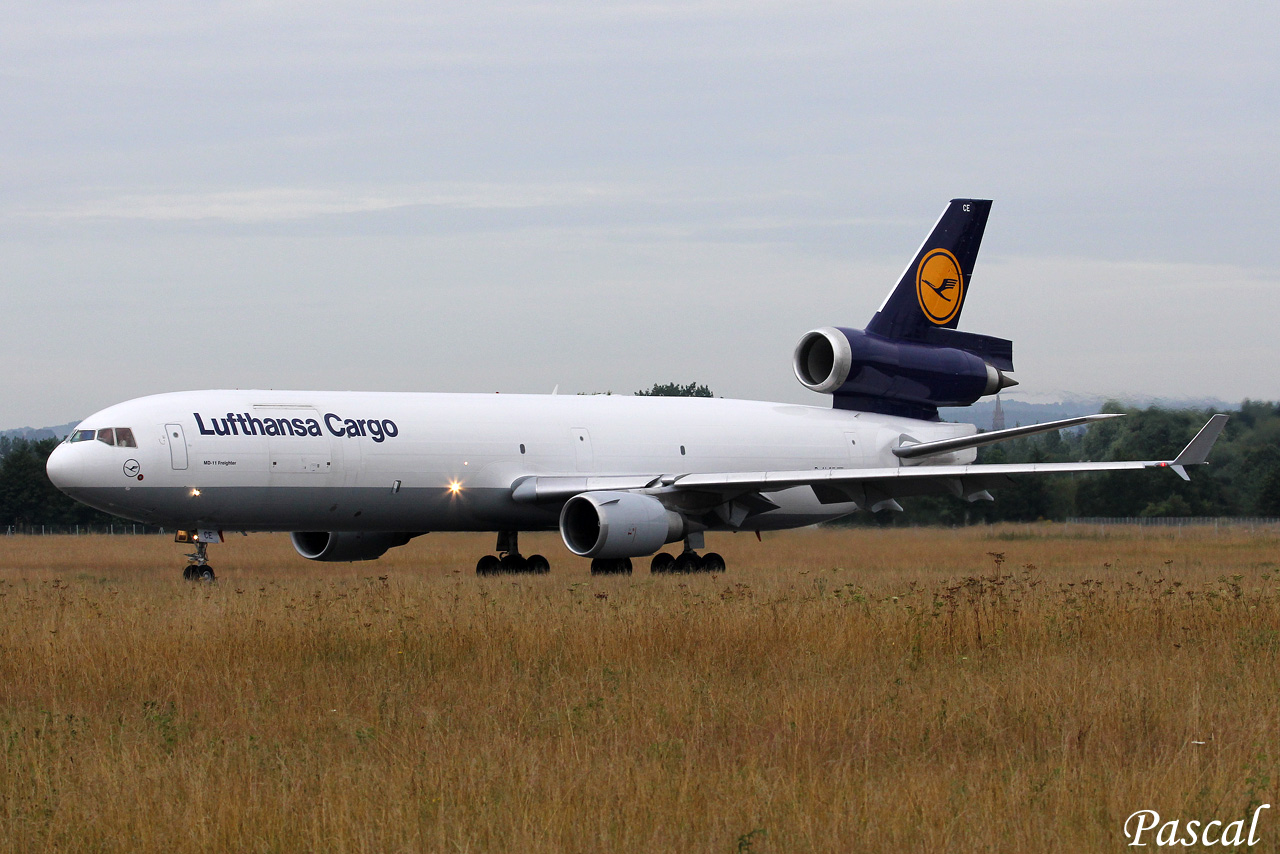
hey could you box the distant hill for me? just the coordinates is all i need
[1,421,79,441]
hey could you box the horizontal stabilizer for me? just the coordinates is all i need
[918,327,1014,372]
[893,413,1124,461]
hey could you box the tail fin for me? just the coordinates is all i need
[866,199,992,341]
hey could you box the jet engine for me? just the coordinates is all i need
[290,531,418,562]
[559,491,685,559]
[793,326,1016,419]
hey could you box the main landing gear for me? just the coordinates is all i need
[590,557,632,575]
[182,540,217,582]
[476,531,550,576]
[649,535,725,574]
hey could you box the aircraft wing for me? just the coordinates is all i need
[511,415,1229,513]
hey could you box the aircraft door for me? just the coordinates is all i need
[571,428,593,472]
[166,424,188,470]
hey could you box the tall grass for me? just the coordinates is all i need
[1,525,1278,852]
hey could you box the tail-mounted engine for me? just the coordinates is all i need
[793,198,1016,420]
[793,326,1016,421]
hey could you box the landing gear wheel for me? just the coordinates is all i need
[701,552,725,573]
[673,552,702,573]
[590,558,633,575]
[476,554,500,575]
[650,553,675,574]
[182,539,213,581]
[526,554,551,574]
[499,553,528,573]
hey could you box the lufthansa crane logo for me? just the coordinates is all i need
[915,248,964,325]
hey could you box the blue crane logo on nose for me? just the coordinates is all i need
[123,459,141,478]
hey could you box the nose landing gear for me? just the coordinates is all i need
[182,539,217,582]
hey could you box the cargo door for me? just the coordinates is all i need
[256,407,333,479]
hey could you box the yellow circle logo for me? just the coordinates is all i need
[915,248,964,325]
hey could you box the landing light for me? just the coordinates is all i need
[448,480,462,495]
[190,488,201,497]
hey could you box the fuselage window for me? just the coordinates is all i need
[96,428,115,446]
[519,444,526,454]
[69,429,95,443]
[115,428,137,448]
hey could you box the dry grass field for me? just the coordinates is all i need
[2,524,1279,853]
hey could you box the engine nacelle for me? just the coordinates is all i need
[290,531,417,562]
[559,491,685,559]
[793,326,1015,417]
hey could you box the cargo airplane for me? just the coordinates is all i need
[46,200,1227,579]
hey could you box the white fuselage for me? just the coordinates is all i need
[46,390,977,533]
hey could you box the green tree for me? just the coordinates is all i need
[857,402,1255,525]
[0,438,122,528]
[635,382,713,397]
[1074,405,1232,517]
[1256,469,1280,516]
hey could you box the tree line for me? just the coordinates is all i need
[875,400,1280,525]
[0,436,125,530]
[4,399,1277,528]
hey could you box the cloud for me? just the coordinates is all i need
[2,0,1280,427]
[7,183,634,224]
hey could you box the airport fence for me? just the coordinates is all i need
[4,524,168,536]
[1065,517,1280,530]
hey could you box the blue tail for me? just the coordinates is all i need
[867,199,990,334]
[792,198,1015,421]
[864,198,1011,371]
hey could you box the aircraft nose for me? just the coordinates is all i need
[46,443,76,492]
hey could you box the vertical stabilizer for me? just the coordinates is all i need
[866,199,992,341]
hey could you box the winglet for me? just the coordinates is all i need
[1167,414,1229,480]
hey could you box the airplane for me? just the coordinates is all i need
[45,199,1228,580]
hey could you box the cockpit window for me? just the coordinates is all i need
[68,426,138,447]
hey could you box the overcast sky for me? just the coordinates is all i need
[2,1,1277,429]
